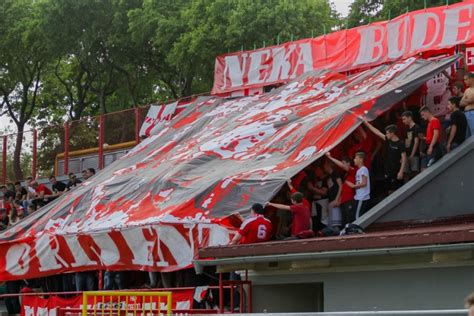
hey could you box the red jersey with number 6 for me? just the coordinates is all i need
[238,215,272,244]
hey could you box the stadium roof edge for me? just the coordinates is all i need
[193,242,474,274]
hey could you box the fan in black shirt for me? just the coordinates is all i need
[66,173,82,190]
[49,176,67,201]
[447,96,468,152]
[402,111,423,175]
[364,121,407,193]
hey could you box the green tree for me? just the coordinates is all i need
[0,0,53,180]
[347,0,383,28]
[128,0,339,97]
[347,0,463,28]
[2,0,339,180]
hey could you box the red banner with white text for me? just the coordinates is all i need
[212,1,474,94]
[21,290,194,316]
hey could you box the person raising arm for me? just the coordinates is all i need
[325,152,350,172]
[266,192,311,238]
[364,121,407,192]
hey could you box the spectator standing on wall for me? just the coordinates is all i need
[323,160,343,230]
[446,96,468,153]
[364,121,407,194]
[461,72,474,137]
[401,111,422,178]
[420,106,443,168]
[267,192,312,239]
[325,153,356,227]
[345,151,371,219]
[452,81,464,99]
[229,203,272,245]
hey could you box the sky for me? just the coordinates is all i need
[333,0,354,17]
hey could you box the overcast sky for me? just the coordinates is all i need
[333,0,353,17]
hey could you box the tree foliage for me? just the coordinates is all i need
[0,0,52,180]
[347,0,463,28]
[0,0,360,181]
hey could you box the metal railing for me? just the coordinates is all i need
[0,106,153,185]
[227,312,467,316]
[81,290,172,316]
[0,280,252,315]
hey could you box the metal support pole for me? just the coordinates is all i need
[98,270,104,290]
[32,129,37,179]
[64,123,69,176]
[248,281,252,313]
[230,284,234,312]
[98,115,105,170]
[2,136,7,185]
[239,283,244,312]
[135,107,141,144]
[219,273,224,313]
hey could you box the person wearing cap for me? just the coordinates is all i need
[229,203,272,245]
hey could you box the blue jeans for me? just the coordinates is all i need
[104,271,124,290]
[465,110,474,138]
[75,272,96,291]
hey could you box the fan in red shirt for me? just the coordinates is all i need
[420,106,443,168]
[267,192,313,239]
[325,152,357,227]
[229,203,272,245]
[31,180,54,208]
[32,181,53,198]
[287,179,311,210]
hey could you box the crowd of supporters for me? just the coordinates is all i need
[0,168,95,232]
[232,72,474,246]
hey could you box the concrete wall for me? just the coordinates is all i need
[249,265,474,313]
[252,283,323,313]
[358,137,474,227]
